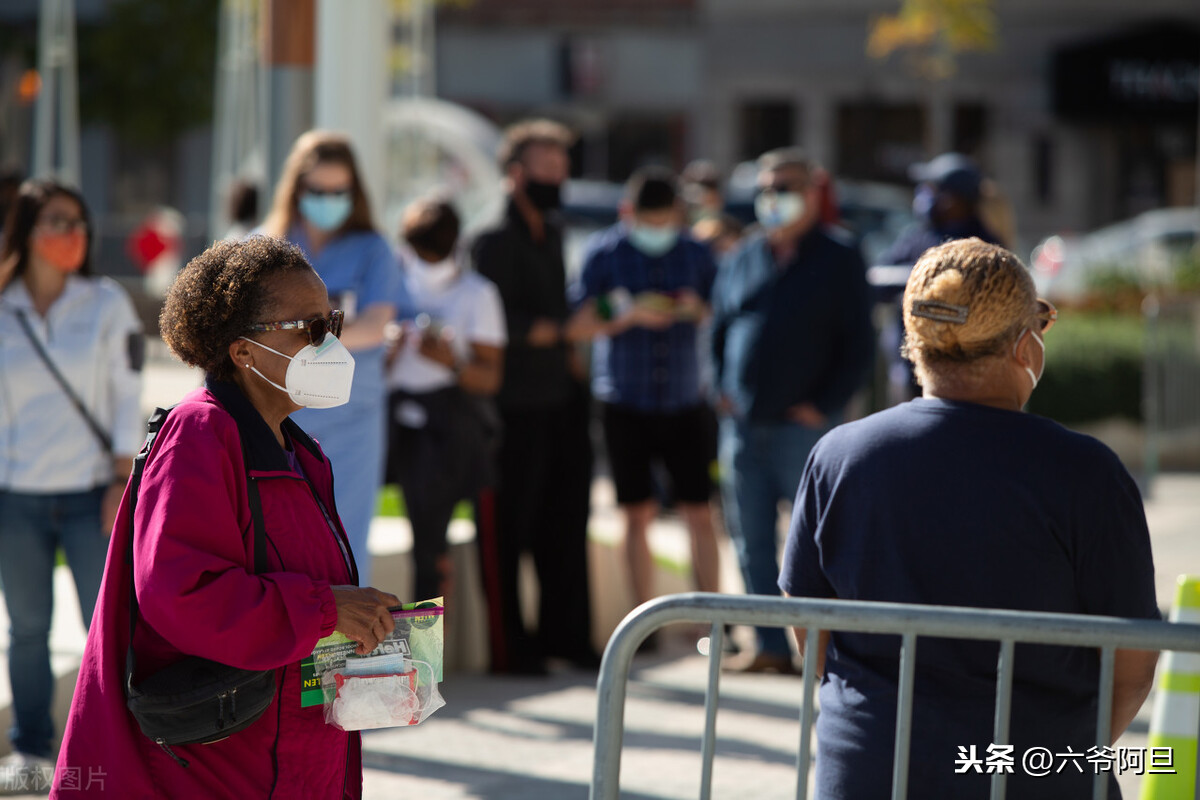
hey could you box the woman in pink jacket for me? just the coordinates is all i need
[52,236,400,798]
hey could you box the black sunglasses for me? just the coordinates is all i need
[247,310,344,347]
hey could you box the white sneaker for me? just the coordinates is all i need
[0,752,54,796]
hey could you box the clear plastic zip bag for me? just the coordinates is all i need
[300,599,445,730]
[323,657,444,730]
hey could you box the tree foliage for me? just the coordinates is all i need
[78,0,219,145]
[867,0,997,79]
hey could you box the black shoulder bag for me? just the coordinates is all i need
[123,406,278,768]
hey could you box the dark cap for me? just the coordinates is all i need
[909,152,982,201]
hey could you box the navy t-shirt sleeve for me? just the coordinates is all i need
[779,448,837,600]
[575,243,613,305]
[694,242,718,302]
[1072,448,1160,620]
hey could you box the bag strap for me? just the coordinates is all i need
[124,406,269,692]
[13,308,114,454]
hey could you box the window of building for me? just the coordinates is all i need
[836,102,924,183]
[739,100,794,162]
[953,103,987,160]
[606,114,686,181]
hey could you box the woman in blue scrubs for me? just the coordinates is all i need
[261,131,402,587]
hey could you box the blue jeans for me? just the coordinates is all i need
[0,488,108,758]
[718,419,834,657]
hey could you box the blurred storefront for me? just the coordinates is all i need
[436,0,1200,255]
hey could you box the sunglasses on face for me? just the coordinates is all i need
[36,217,87,235]
[757,183,809,196]
[247,309,344,347]
[1035,298,1057,333]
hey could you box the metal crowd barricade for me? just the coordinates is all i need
[1143,296,1200,490]
[591,592,1200,800]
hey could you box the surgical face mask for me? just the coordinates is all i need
[523,179,562,211]
[754,189,805,230]
[298,192,353,232]
[413,255,459,290]
[628,223,680,257]
[240,335,356,408]
[33,231,87,272]
[1015,328,1045,391]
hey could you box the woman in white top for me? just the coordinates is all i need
[385,197,506,602]
[0,180,143,788]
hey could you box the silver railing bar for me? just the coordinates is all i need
[796,626,820,800]
[1092,646,1117,800]
[698,622,723,800]
[591,593,1200,800]
[990,639,1016,800]
[891,632,918,800]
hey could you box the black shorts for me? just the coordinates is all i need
[602,403,714,506]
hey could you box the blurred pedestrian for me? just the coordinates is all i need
[0,180,144,791]
[710,148,875,673]
[877,152,1005,404]
[566,167,721,614]
[780,238,1159,799]
[386,197,506,603]
[473,119,597,673]
[222,177,260,241]
[681,159,724,225]
[55,236,400,798]
[261,131,403,588]
[691,213,744,259]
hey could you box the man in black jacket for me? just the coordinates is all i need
[472,119,597,673]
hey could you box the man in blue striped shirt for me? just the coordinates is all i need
[567,167,721,614]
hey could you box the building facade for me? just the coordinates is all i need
[436,0,1200,255]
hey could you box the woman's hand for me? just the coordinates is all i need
[331,585,402,655]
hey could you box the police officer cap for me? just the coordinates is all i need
[909,152,982,201]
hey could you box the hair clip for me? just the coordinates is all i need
[910,299,969,324]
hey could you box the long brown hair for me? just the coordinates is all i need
[260,130,376,238]
[0,179,93,293]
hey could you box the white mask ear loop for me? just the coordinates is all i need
[1014,328,1045,391]
[241,336,294,396]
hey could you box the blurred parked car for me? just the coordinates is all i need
[1030,207,1200,302]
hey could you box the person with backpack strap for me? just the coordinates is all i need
[0,180,143,794]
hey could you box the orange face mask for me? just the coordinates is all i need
[33,231,87,273]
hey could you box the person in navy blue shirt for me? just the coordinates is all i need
[780,238,1159,799]
[710,148,875,673]
[876,152,1005,405]
[567,167,721,611]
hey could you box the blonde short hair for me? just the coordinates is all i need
[902,238,1037,384]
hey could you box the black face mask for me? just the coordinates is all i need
[523,179,562,211]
